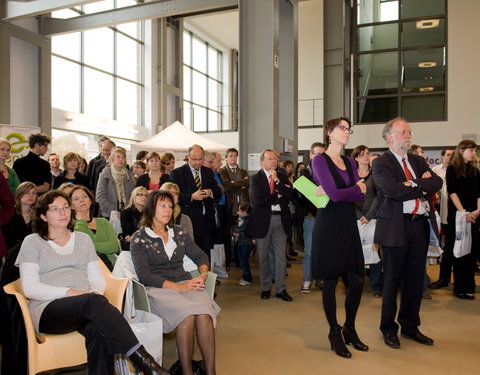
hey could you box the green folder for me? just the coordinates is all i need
[293,175,330,208]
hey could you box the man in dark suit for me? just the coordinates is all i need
[245,149,293,302]
[89,139,115,192]
[372,117,442,349]
[170,144,222,259]
[218,148,250,269]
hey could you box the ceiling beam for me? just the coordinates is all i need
[40,0,238,36]
[3,0,101,21]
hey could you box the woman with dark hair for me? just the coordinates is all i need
[120,186,148,247]
[160,152,175,178]
[284,160,295,184]
[136,151,169,191]
[52,152,90,190]
[311,117,368,358]
[78,156,88,175]
[351,145,381,297]
[3,181,38,251]
[70,185,120,270]
[445,139,480,300]
[295,162,306,179]
[14,190,169,375]
[131,190,219,375]
[96,146,135,218]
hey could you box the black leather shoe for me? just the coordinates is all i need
[129,345,170,375]
[430,279,449,289]
[383,333,400,349]
[275,289,293,302]
[342,325,369,351]
[329,326,352,358]
[401,331,434,345]
[261,290,271,300]
[455,293,475,300]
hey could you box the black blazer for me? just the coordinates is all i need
[169,164,222,236]
[245,169,293,239]
[136,173,169,189]
[372,150,442,247]
[52,171,91,190]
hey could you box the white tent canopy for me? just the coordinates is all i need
[132,121,229,156]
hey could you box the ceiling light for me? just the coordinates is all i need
[416,19,440,29]
[418,61,437,68]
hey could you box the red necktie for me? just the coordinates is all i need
[402,157,419,214]
[269,175,274,194]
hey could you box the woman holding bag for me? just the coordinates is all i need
[445,139,480,300]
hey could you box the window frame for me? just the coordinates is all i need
[353,0,447,124]
[182,29,227,133]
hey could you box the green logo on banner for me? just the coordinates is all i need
[6,132,28,154]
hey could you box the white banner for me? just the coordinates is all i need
[0,124,41,166]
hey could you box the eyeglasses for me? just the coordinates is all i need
[334,125,353,134]
[48,206,71,214]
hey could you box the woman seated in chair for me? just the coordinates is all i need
[70,185,120,270]
[131,190,219,375]
[15,190,169,375]
[120,186,148,249]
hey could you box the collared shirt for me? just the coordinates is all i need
[390,151,428,215]
[432,163,448,224]
[263,169,281,212]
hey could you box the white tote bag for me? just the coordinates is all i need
[453,211,472,258]
[357,219,380,265]
[210,244,228,278]
[114,310,164,375]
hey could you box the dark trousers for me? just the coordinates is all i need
[194,231,213,262]
[39,294,139,375]
[223,215,238,267]
[380,217,429,335]
[237,243,253,282]
[437,223,454,282]
[449,220,478,294]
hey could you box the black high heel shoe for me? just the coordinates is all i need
[328,326,352,358]
[342,324,369,351]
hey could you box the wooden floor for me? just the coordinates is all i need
[16,259,480,375]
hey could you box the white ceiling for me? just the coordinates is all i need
[185,10,239,50]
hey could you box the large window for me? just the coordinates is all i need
[51,1,144,126]
[354,0,446,123]
[183,30,225,132]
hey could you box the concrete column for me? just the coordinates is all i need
[239,0,298,171]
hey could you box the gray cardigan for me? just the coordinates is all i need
[130,225,208,288]
[96,165,135,218]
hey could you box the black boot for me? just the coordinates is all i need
[342,324,369,351]
[129,345,171,375]
[328,325,351,358]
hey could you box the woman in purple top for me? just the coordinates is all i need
[311,117,368,359]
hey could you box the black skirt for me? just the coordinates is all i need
[311,201,364,280]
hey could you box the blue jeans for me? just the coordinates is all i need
[369,261,383,293]
[237,243,253,282]
[302,216,315,282]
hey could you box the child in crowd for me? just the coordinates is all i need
[232,202,253,286]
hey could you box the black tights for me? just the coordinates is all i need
[322,272,364,329]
